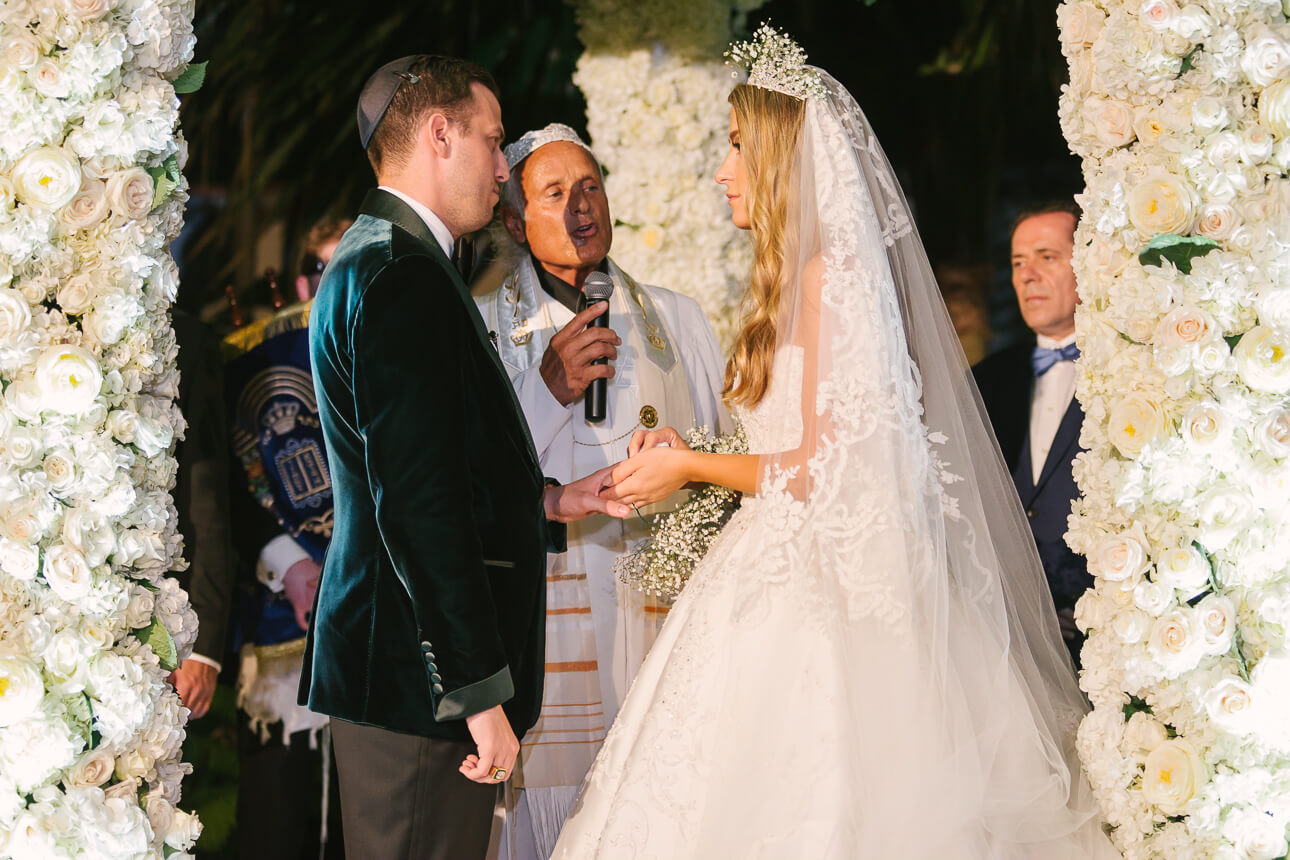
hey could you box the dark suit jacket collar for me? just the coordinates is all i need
[1034,396,1083,494]
[359,188,452,266]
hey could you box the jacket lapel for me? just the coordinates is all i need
[359,189,542,474]
[1033,396,1083,496]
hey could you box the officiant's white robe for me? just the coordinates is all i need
[476,256,728,858]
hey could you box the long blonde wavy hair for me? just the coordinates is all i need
[723,84,806,409]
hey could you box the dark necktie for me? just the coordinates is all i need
[1031,343,1080,376]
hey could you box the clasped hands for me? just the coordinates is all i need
[603,426,694,509]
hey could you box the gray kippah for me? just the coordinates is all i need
[503,123,595,171]
[357,56,420,150]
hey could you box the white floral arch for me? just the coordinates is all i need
[0,0,201,855]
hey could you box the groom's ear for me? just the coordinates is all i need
[501,205,527,246]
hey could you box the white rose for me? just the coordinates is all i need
[28,58,69,100]
[1243,125,1275,163]
[42,544,93,602]
[60,179,109,232]
[1172,4,1212,41]
[61,0,114,19]
[103,778,138,802]
[1112,608,1152,644]
[1254,410,1290,458]
[0,656,43,727]
[68,749,115,788]
[1074,590,1109,632]
[1197,484,1254,552]
[115,749,151,781]
[1256,284,1290,329]
[1260,78,1290,137]
[0,539,38,581]
[105,409,139,444]
[33,345,102,415]
[1108,391,1168,456]
[2,507,42,543]
[1182,401,1229,449]
[105,169,154,221]
[1155,306,1216,348]
[1196,341,1230,374]
[1155,545,1213,597]
[1134,579,1175,616]
[11,147,82,211]
[1142,737,1207,814]
[1196,202,1239,240]
[1134,106,1169,147]
[1243,30,1290,88]
[2,32,40,71]
[1196,594,1236,655]
[1089,526,1152,582]
[1140,0,1179,30]
[1128,174,1197,236]
[1059,2,1105,45]
[1192,96,1230,134]
[0,290,31,348]
[1148,607,1205,676]
[1233,811,1289,860]
[1086,97,1137,148]
[56,275,95,316]
[1205,676,1257,735]
[1235,326,1290,393]
[1125,711,1170,757]
[42,450,76,495]
[146,794,175,838]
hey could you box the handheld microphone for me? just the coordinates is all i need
[583,272,614,424]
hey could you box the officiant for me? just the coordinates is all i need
[476,123,728,858]
[973,201,1089,666]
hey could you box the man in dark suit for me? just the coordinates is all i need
[973,201,1088,666]
[170,309,235,717]
[300,55,630,860]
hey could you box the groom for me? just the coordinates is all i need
[300,55,629,860]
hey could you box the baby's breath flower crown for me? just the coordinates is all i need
[724,23,826,102]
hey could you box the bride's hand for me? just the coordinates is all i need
[626,425,690,458]
[606,446,692,507]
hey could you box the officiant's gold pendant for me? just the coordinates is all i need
[640,405,658,428]
[647,333,666,350]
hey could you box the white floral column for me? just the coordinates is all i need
[1060,1,1290,857]
[572,0,765,347]
[0,1,202,856]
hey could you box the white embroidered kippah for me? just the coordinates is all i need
[504,123,595,171]
[725,23,826,102]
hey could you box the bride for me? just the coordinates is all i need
[551,25,1118,860]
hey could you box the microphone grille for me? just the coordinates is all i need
[583,272,614,302]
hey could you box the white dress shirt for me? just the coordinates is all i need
[1028,331,1078,485]
[377,185,454,258]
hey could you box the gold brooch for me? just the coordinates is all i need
[639,405,658,428]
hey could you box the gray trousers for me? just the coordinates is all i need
[331,718,497,860]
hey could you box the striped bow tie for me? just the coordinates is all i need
[1031,343,1080,376]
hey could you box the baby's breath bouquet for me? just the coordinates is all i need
[614,423,748,602]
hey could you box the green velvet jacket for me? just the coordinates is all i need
[299,189,564,741]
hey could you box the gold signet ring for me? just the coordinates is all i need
[489,766,508,781]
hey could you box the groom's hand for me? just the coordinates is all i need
[544,466,630,522]
[460,705,519,784]
[540,302,620,406]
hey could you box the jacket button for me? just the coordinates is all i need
[1026,508,1036,519]
[427,662,438,673]
[431,673,442,683]
[420,640,432,650]
[432,683,444,694]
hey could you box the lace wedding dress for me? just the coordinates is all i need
[552,68,1117,859]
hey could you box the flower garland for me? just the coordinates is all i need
[1060,1,1290,856]
[572,0,766,347]
[0,1,202,856]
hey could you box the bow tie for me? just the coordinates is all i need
[1031,343,1080,376]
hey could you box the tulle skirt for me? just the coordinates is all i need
[551,499,1118,859]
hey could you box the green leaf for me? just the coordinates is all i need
[1179,45,1201,76]
[1123,695,1152,720]
[135,616,178,672]
[1139,233,1219,274]
[1226,333,1244,350]
[173,61,208,94]
[145,154,182,211]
